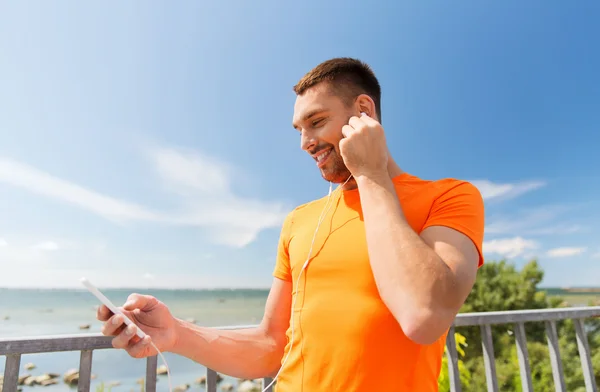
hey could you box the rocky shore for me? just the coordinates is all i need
[0,363,269,392]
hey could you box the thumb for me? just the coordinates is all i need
[123,293,158,311]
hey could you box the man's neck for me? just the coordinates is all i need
[387,159,404,178]
[340,159,404,191]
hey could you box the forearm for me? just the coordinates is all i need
[171,319,284,379]
[356,174,457,340]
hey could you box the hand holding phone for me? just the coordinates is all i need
[81,277,178,357]
[81,277,176,391]
[81,277,146,338]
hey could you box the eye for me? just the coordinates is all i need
[312,118,325,127]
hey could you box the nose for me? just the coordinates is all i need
[300,130,317,152]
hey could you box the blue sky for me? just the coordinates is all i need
[0,1,599,288]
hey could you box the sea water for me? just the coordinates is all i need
[0,288,269,391]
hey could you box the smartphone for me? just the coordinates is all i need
[80,277,146,339]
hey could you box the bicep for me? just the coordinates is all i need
[420,225,480,303]
[260,277,292,344]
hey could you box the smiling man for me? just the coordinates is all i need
[97,57,484,391]
[274,57,485,390]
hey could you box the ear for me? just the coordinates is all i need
[355,94,377,120]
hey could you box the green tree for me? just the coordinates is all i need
[440,259,600,391]
[459,259,552,360]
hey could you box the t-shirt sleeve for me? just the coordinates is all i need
[272,210,295,281]
[421,181,485,267]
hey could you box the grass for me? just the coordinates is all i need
[95,382,111,392]
[95,380,144,392]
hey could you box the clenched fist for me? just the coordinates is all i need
[340,113,389,179]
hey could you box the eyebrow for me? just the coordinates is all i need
[292,108,327,130]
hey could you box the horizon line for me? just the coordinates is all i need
[0,286,272,291]
[1,285,599,291]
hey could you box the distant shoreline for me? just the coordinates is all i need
[0,287,271,291]
[553,287,600,293]
[0,287,599,302]
[540,287,600,294]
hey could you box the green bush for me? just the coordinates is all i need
[438,332,471,392]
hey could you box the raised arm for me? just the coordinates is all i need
[356,175,484,345]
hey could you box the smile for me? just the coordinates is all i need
[314,149,332,168]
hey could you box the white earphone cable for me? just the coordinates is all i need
[150,341,172,392]
[140,176,352,392]
[262,175,352,391]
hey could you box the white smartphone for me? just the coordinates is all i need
[80,277,146,339]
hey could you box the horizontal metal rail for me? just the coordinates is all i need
[2,306,600,392]
[452,305,600,327]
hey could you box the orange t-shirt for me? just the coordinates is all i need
[272,172,485,391]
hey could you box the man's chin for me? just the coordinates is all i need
[320,169,352,184]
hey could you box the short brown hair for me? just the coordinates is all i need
[293,57,382,121]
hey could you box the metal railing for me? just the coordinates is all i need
[446,306,600,392]
[0,331,274,392]
[2,306,599,392]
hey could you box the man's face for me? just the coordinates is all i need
[292,83,355,184]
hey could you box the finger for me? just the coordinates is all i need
[127,335,152,358]
[123,293,158,312]
[101,314,126,336]
[348,116,366,129]
[341,124,355,138]
[112,323,139,349]
[97,304,113,321]
[360,112,380,126]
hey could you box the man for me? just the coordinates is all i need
[97,57,485,391]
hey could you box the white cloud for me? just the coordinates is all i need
[149,147,289,247]
[0,243,48,264]
[483,236,539,258]
[0,267,272,289]
[0,158,161,223]
[32,240,60,251]
[152,147,233,196]
[0,235,276,288]
[484,204,575,235]
[0,239,155,287]
[0,238,7,247]
[470,179,545,201]
[0,150,289,248]
[546,247,587,258]
[525,225,583,235]
[592,252,600,259]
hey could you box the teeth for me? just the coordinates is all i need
[316,150,330,162]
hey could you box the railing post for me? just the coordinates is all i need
[77,349,94,392]
[145,355,158,392]
[263,377,274,391]
[480,324,499,392]
[514,322,533,392]
[574,318,598,392]
[445,326,462,392]
[545,320,566,392]
[2,353,21,392]
[206,368,218,392]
